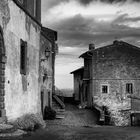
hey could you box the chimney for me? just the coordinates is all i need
[113,40,122,46]
[113,40,119,45]
[89,43,95,50]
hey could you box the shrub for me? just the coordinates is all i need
[43,106,56,120]
[11,113,46,131]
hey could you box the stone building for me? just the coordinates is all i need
[70,67,84,104]
[0,0,41,123]
[77,40,140,126]
[40,27,58,117]
[0,0,58,123]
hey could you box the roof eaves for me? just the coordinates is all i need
[70,66,84,74]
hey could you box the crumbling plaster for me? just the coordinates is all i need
[0,0,41,121]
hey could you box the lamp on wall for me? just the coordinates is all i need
[40,47,50,62]
[45,48,50,58]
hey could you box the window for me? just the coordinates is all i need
[126,83,133,94]
[20,39,27,75]
[101,85,108,94]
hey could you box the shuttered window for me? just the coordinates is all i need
[126,83,133,94]
[101,85,108,94]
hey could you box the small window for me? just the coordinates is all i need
[102,85,108,94]
[126,83,133,94]
[20,39,27,75]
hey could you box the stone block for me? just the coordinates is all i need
[0,83,4,89]
[0,76,5,82]
[0,102,5,109]
[0,109,6,117]
[0,89,5,96]
[0,48,5,55]
[0,63,5,69]
[0,56,7,63]
[0,96,4,102]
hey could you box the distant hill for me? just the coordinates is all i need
[61,89,74,97]
[55,87,73,97]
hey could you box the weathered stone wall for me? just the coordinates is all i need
[40,34,53,112]
[92,43,140,126]
[0,0,41,121]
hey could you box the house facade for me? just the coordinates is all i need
[0,0,58,123]
[40,27,58,117]
[0,0,42,123]
[79,41,140,126]
[70,67,84,104]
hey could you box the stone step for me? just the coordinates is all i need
[55,109,65,119]
[52,102,61,108]
[56,112,65,115]
[52,104,61,108]
[0,129,27,139]
[55,114,65,119]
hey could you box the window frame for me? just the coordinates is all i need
[126,83,133,94]
[20,39,27,75]
[101,84,109,94]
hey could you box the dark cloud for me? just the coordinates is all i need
[45,14,140,48]
[100,0,127,3]
[42,0,69,14]
[113,14,140,23]
[78,0,140,5]
[79,0,93,5]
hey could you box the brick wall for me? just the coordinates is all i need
[92,42,140,126]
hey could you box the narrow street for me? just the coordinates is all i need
[46,103,99,127]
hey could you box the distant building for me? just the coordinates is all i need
[0,0,58,123]
[40,27,58,117]
[70,67,84,104]
[73,40,140,126]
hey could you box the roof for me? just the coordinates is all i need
[70,66,84,74]
[79,40,140,58]
[41,27,57,42]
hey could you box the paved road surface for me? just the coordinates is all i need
[46,103,99,127]
[8,104,140,140]
[21,125,140,140]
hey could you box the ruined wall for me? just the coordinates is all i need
[0,0,41,121]
[92,44,140,126]
[40,34,53,113]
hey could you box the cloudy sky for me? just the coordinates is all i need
[42,0,140,89]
